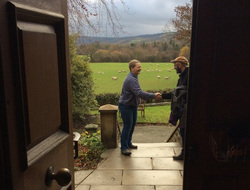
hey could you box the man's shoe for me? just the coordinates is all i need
[173,154,184,160]
[129,144,138,149]
[121,149,131,156]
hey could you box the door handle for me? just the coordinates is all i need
[46,166,71,187]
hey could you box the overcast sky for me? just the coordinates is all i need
[89,0,191,37]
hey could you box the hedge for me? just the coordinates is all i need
[95,88,173,106]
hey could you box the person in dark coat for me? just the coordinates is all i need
[162,56,189,160]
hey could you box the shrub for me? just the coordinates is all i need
[74,130,105,170]
[70,34,98,123]
[94,89,173,106]
[95,93,120,106]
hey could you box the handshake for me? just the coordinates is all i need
[154,93,162,100]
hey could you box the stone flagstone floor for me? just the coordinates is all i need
[74,142,184,190]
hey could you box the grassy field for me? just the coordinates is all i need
[90,62,178,94]
[131,104,171,124]
[91,104,171,124]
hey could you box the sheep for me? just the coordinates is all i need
[157,75,161,79]
[112,77,118,80]
[165,76,170,79]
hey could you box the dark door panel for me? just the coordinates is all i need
[1,1,74,189]
[20,29,61,149]
[185,0,250,189]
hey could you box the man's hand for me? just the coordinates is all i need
[155,93,162,100]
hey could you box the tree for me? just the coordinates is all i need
[93,49,110,62]
[162,42,168,51]
[69,34,97,124]
[68,1,126,125]
[110,50,122,62]
[68,0,126,36]
[78,41,100,61]
[172,2,192,46]
[179,46,190,61]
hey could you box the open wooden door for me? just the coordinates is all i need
[0,0,74,189]
[184,0,250,189]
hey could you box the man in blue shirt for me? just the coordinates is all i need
[119,59,161,156]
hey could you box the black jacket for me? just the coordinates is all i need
[162,67,189,127]
[162,67,188,99]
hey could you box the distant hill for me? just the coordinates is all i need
[78,32,176,45]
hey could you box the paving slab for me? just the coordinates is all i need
[126,142,181,148]
[98,157,152,170]
[89,185,155,190]
[75,170,94,185]
[75,185,90,190]
[103,143,181,158]
[156,186,183,190]
[153,158,184,170]
[122,170,183,186]
[81,170,122,185]
[130,147,175,158]
[130,125,176,143]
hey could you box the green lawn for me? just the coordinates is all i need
[91,104,171,124]
[90,62,178,94]
[135,104,171,124]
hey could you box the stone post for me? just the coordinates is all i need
[98,104,118,149]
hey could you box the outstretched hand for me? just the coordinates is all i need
[155,93,162,100]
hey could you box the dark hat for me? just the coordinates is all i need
[170,56,189,65]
